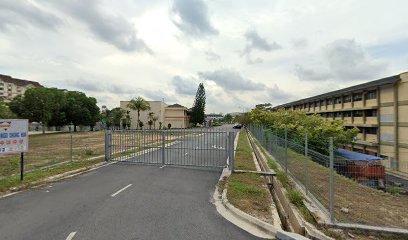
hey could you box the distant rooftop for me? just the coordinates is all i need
[273,73,403,109]
[0,74,43,87]
[166,103,187,108]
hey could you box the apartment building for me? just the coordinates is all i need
[0,74,42,101]
[120,101,190,129]
[272,72,408,173]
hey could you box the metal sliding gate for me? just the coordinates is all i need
[105,129,235,169]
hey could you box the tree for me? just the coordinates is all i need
[255,103,273,111]
[152,116,158,129]
[10,88,65,133]
[148,120,153,130]
[159,122,163,130]
[110,107,125,128]
[139,121,144,129]
[0,101,17,118]
[64,91,100,131]
[127,97,150,129]
[248,109,358,154]
[223,114,233,123]
[190,83,206,125]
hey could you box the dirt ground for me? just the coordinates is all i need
[280,148,408,229]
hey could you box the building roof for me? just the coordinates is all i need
[273,73,401,110]
[336,149,382,161]
[0,74,43,87]
[166,103,187,108]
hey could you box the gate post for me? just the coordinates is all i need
[228,132,235,172]
[105,130,112,161]
[161,130,166,166]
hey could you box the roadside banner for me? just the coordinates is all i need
[0,119,29,154]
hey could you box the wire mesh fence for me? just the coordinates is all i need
[0,131,105,180]
[248,124,408,229]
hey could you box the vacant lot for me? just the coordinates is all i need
[0,131,105,178]
[263,138,408,229]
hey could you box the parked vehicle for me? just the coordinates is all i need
[232,124,242,129]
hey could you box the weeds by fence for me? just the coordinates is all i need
[249,124,408,229]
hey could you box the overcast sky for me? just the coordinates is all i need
[1,0,407,113]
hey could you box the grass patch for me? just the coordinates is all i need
[0,158,103,193]
[0,131,106,178]
[234,131,257,171]
[226,129,272,222]
[227,173,272,222]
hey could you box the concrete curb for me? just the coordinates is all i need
[0,161,114,199]
[213,168,276,239]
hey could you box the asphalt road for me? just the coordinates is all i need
[0,126,258,240]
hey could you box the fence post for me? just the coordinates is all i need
[105,130,111,161]
[329,137,334,224]
[285,127,288,173]
[305,130,308,195]
[228,132,235,172]
[161,130,166,166]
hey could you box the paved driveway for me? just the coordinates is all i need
[0,158,259,240]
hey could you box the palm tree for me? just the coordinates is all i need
[148,112,155,121]
[148,120,153,130]
[127,97,151,129]
[152,116,159,129]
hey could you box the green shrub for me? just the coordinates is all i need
[389,186,404,196]
[287,189,304,207]
[276,170,289,188]
[84,149,94,156]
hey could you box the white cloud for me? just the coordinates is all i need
[1,0,407,113]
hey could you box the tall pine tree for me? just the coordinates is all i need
[191,83,206,125]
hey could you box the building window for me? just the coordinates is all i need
[343,111,352,117]
[343,95,352,103]
[366,91,377,100]
[354,110,363,117]
[353,93,363,101]
[335,112,342,118]
[320,100,326,106]
[365,127,377,135]
[327,99,333,105]
[327,112,334,118]
[365,109,377,117]
[315,101,320,107]
[335,97,342,104]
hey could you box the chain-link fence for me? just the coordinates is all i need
[248,124,408,230]
[0,131,105,181]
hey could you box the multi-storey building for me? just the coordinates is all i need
[0,74,42,101]
[272,72,408,174]
[120,101,190,129]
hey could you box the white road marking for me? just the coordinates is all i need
[110,184,132,197]
[66,232,77,240]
